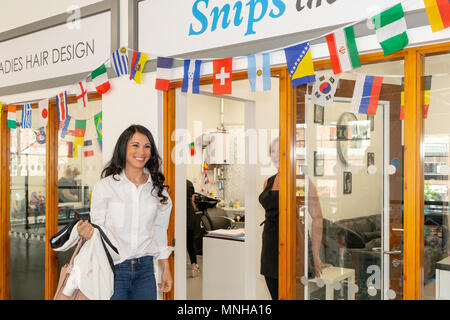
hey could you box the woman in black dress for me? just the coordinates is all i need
[258,137,327,300]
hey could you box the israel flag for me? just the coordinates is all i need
[248,53,271,92]
[21,103,32,129]
[112,48,129,77]
[182,59,202,94]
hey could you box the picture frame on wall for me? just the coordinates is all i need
[314,151,324,176]
[336,124,347,141]
[367,152,375,167]
[343,171,352,194]
[314,104,324,125]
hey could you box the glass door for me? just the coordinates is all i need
[9,106,47,299]
[295,60,404,300]
[170,75,280,300]
[421,51,450,300]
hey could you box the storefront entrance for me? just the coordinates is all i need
[163,44,450,300]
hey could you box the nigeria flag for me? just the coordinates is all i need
[373,3,409,56]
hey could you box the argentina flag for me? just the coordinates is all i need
[248,53,271,92]
[21,103,32,129]
[182,59,202,94]
[112,48,129,77]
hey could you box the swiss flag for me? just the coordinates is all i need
[213,58,232,95]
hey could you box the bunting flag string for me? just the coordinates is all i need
[3,0,450,131]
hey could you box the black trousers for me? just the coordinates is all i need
[187,228,197,264]
[264,276,278,300]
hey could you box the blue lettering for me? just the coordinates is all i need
[270,0,286,18]
[210,4,231,31]
[188,0,287,37]
[245,0,268,36]
[233,1,244,27]
[188,0,209,36]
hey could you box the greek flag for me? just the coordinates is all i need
[112,48,129,77]
[21,103,32,128]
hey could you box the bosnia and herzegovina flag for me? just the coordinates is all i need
[350,74,384,115]
[130,51,149,84]
[424,0,450,32]
[284,42,316,87]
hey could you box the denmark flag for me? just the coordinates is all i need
[213,58,232,95]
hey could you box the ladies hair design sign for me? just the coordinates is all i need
[0,11,111,88]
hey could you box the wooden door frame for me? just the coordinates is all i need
[163,68,289,300]
[0,93,101,300]
[283,43,450,300]
[0,105,10,300]
[281,51,411,300]
[406,42,450,300]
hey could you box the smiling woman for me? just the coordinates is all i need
[76,124,173,300]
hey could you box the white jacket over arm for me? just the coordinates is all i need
[50,220,119,300]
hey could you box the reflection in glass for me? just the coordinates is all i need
[296,61,404,300]
[9,107,46,300]
[57,99,103,271]
[423,53,450,300]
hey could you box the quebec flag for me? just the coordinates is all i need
[248,53,271,92]
[182,59,202,94]
[284,42,316,87]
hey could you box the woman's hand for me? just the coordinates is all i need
[313,257,332,278]
[158,259,173,293]
[77,220,94,241]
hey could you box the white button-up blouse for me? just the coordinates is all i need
[89,169,172,264]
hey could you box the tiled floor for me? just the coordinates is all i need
[186,255,203,300]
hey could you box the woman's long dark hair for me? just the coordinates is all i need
[101,124,168,204]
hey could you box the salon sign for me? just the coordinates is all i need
[0,11,111,88]
[138,0,423,56]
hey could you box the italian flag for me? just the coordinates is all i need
[372,3,409,56]
[7,105,17,129]
[326,26,361,74]
[91,64,111,94]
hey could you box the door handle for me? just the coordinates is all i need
[384,250,402,255]
[371,247,402,255]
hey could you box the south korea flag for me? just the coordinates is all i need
[311,71,340,108]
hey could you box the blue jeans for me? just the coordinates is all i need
[110,256,157,300]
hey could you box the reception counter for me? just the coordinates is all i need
[436,256,450,300]
[202,234,246,300]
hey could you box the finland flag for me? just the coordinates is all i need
[248,53,271,92]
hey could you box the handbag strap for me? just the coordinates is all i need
[68,238,84,267]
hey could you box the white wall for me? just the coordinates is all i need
[185,94,245,203]
[0,0,103,33]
